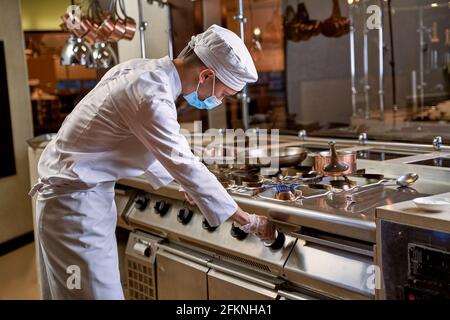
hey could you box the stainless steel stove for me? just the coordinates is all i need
[115,135,450,300]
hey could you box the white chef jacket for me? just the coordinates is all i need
[37,56,238,226]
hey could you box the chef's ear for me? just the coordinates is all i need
[199,68,214,83]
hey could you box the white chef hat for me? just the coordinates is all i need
[178,24,258,91]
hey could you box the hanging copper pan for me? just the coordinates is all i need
[108,18,126,42]
[123,17,137,40]
[97,15,116,41]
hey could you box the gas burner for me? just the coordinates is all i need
[329,180,355,190]
[242,179,264,188]
[230,166,260,175]
[214,173,236,189]
[231,172,264,187]
[326,176,357,190]
[274,185,300,201]
[257,184,302,202]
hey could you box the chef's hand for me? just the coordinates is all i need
[184,192,196,206]
[230,208,275,241]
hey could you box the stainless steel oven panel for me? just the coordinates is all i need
[284,240,375,299]
[156,246,210,300]
[207,269,278,300]
[206,260,283,290]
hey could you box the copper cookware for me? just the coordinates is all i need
[123,17,137,40]
[61,13,88,38]
[97,15,115,41]
[115,0,136,41]
[61,0,136,44]
[108,18,126,42]
[321,0,350,38]
[81,18,99,44]
[314,141,356,177]
[284,3,321,42]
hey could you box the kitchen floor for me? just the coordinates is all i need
[0,243,40,300]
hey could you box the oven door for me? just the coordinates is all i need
[207,269,278,300]
[156,246,210,300]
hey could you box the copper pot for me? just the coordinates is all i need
[123,17,137,40]
[61,13,88,38]
[314,143,356,177]
[320,0,350,38]
[81,18,98,45]
[97,15,115,41]
[108,18,126,42]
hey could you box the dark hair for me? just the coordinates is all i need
[182,49,205,67]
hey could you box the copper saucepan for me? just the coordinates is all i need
[123,17,137,40]
[81,18,99,44]
[97,15,116,41]
[61,13,88,38]
[314,141,356,177]
[108,18,126,42]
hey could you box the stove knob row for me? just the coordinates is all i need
[154,200,171,216]
[230,223,248,240]
[177,208,194,224]
[134,194,150,211]
[202,218,218,232]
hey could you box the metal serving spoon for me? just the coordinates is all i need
[395,173,419,187]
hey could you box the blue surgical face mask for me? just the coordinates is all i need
[183,73,222,110]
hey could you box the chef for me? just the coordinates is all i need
[29,24,275,300]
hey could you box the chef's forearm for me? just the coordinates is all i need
[229,207,251,225]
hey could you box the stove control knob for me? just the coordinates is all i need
[134,194,149,211]
[154,200,170,216]
[263,230,285,250]
[230,223,248,240]
[202,218,218,232]
[177,208,194,224]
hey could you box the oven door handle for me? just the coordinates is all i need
[208,269,278,299]
[157,244,211,266]
[207,262,278,290]
[288,232,374,257]
[277,289,317,300]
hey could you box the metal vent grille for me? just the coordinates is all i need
[179,238,273,273]
[125,256,156,300]
[217,251,272,273]
[124,232,160,300]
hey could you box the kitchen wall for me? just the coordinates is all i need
[21,0,70,31]
[0,0,34,243]
[283,0,352,126]
[117,1,171,61]
[203,0,228,130]
[283,0,450,126]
